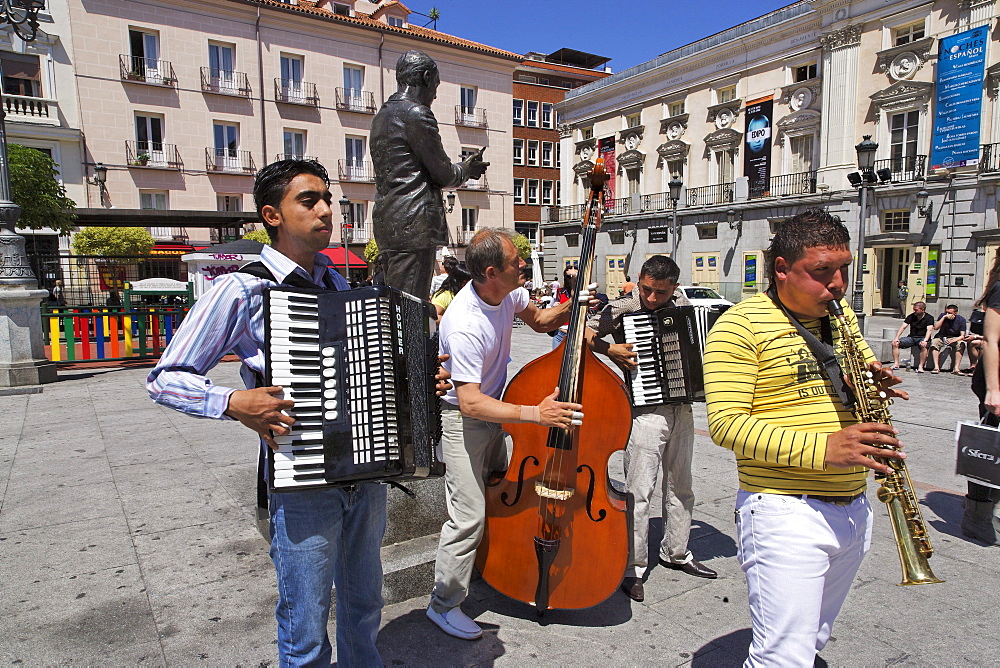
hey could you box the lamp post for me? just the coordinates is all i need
[668,174,682,257]
[852,135,879,333]
[339,196,351,280]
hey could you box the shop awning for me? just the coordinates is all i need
[150,242,196,257]
[320,247,368,268]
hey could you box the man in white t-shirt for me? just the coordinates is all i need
[427,228,590,640]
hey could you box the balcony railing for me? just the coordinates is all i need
[337,159,376,182]
[126,140,182,169]
[458,176,490,190]
[2,93,57,124]
[642,192,677,212]
[456,229,477,245]
[687,183,735,207]
[119,55,177,86]
[335,88,377,114]
[981,143,1000,173]
[200,68,251,97]
[750,171,818,199]
[454,106,488,128]
[551,203,587,222]
[873,155,926,183]
[346,224,372,244]
[604,195,633,217]
[274,153,319,163]
[205,148,256,174]
[274,79,319,106]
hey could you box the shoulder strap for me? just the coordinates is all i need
[767,287,856,410]
[239,259,338,290]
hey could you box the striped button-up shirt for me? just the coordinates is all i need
[586,286,691,343]
[146,245,349,419]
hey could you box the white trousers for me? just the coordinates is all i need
[625,403,695,578]
[735,490,873,668]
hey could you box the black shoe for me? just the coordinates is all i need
[620,576,644,601]
[660,557,718,579]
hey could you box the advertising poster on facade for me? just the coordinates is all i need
[930,25,987,170]
[599,137,616,209]
[743,97,773,198]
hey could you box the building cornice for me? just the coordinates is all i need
[819,24,862,51]
[870,80,934,113]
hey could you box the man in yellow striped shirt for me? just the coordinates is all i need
[704,209,907,667]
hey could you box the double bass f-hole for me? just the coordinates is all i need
[500,455,539,507]
[576,464,606,522]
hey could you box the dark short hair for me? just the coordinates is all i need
[946,304,959,311]
[466,228,515,283]
[442,255,459,272]
[254,159,330,243]
[639,255,680,283]
[396,50,437,88]
[913,301,926,309]
[766,208,851,283]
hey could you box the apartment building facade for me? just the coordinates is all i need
[17,0,519,287]
[511,49,608,266]
[548,0,1000,316]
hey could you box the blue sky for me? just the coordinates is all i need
[403,0,793,72]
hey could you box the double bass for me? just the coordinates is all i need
[475,160,633,613]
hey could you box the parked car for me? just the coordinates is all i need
[678,285,734,309]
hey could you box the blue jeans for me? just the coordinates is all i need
[269,483,387,667]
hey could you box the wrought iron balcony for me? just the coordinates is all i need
[454,105,488,128]
[347,224,372,243]
[119,55,178,86]
[981,143,1000,173]
[274,79,319,106]
[456,229,477,245]
[205,148,256,174]
[126,140,182,169]
[2,93,57,124]
[687,183,735,207]
[458,176,490,190]
[335,88,377,114]
[873,155,926,183]
[274,153,319,163]
[337,159,376,182]
[200,67,251,97]
[749,171,818,199]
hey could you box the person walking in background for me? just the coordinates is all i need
[890,301,933,372]
[431,255,458,297]
[928,304,967,374]
[431,261,471,322]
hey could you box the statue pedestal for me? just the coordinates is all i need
[0,287,57,387]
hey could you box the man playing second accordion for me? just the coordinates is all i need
[584,254,718,603]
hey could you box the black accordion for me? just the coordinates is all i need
[620,305,723,406]
[264,285,444,492]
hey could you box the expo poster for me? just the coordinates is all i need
[599,137,616,209]
[743,97,773,198]
[930,26,987,170]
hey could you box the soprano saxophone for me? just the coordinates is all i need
[828,299,943,586]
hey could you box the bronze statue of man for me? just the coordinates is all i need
[371,50,489,298]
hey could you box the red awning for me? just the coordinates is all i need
[319,246,368,268]
[150,242,196,257]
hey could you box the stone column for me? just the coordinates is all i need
[817,25,863,180]
[0,228,57,387]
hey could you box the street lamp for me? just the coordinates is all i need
[445,190,456,213]
[916,189,933,220]
[339,196,351,279]
[851,135,879,332]
[727,208,743,233]
[668,173,683,256]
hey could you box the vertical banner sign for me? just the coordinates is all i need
[926,248,939,298]
[744,97,773,198]
[930,26,987,170]
[599,137,616,210]
[744,253,758,287]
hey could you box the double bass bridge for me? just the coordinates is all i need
[535,482,574,500]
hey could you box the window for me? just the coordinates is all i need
[667,100,685,117]
[332,3,351,15]
[581,127,593,140]
[527,101,538,127]
[556,181,562,205]
[542,180,553,205]
[346,201,367,226]
[609,231,626,245]
[284,129,306,159]
[345,136,366,178]
[387,15,405,27]
[280,54,304,100]
[542,142,553,167]
[882,210,911,232]
[127,29,166,84]
[713,149,735,184]
[344,65,363,95]
[1,52,41,97]
[626,113,641,128]
[461,207,478,233]
[213,122,240,170]
[460,86,477,113]
[790,134,815,173]
[794,63,817,82]
[627,171,640,196]
[527,179,539,205]
[513,178,524,204]
[217,194,242,212]
[135,113,165,163]
[716,85,737,104]
[513,100,523,126]
[890,110,919,166]
[208,42,237,93]
[697,224,719,240]
[513,138,524,165]
[894,21,925,46]
[567,234,579,248]
[541,103,553,129]
[555,143,561,168]
[527,140,539,166]
[140,190,168,210]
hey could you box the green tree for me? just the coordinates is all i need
[512,233,532,260]
[71,227,155,257]
[364,238,379,264]
[9,143,76,234]
[242,228,271,244]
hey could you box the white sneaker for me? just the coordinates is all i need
[426,604,482,640]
